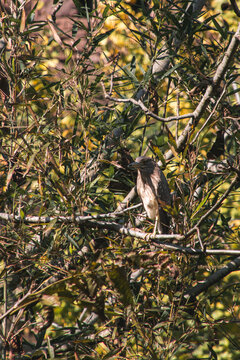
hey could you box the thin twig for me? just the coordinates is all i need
[185,174,239,238]
[3,266,7,338]
[0,290,33,323]
[165,22,240,160]
[1,211,240,256]
[230,0,240,17]
[0,203,141,223]
[190,85,227,146]
[196,227,204,251]
[101,81,194,123]
[176,90,180,142]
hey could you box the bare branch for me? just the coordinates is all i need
[185,174,239,238]
[0,204,140,223]
[185,256,240,300]
[115,186,137,212]
[190,85,227,146]
[165,22,240,160]
[0,290,33,323]
[152,0,207,77]
[1,210,240,257]
[101,81,194,123]
[230,0,240,17]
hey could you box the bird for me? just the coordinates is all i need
[129,156,171,234]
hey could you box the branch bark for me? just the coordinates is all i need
[152,0,207,77]
[1,210,240,257]
[165,21,240,160]
[184,256,240,300]
[185,174,239,238]
[112,22,240,210]
[102,82,194,123]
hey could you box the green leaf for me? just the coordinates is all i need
[158,63,181,80]
[131,29,153,41]
[212,18,226,39]
[93,29,114,46]
[167,129,177,151]
[203,13,219,25]
[47,337,55,359]
[121,65,139,85]
[26,1,38,23]
[151,144,166,168]
[72,0,84,14]
[20,8,26,33]
[6,165,17,190]
[72,38,81,47]
[23,153,37,177]
[43,218,57,237]
[226,86,240,97]
[20,209,25,220]
[166,11,181,29]
[72,23,78,38]
[191,191,211,219]
[65,49,73,65]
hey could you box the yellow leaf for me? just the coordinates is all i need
[20,9,26,33]
[47,17,63,47]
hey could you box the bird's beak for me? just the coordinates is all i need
[128,161,140,170]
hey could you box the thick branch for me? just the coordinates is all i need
[185,256,240,300]
[1,211,240,257]
[152,0,207,77]
[109,22,240,213]
[115,186,137,212]
[0,211,182,241]
[165,21,240,160]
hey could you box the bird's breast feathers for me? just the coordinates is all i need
[137,183,159,220]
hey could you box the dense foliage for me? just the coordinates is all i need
[0,0,240,359]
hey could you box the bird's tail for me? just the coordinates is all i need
[158,209,170,234]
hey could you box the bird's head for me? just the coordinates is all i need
[128,156,156,173]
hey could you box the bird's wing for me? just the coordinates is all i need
[155,167,171,233]
[155,167,171,205]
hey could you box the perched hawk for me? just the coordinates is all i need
[129,156,171,234]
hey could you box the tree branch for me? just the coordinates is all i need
[185,174,239,237]
[101,0,207,148]
[190,85,227,145]
[165,21,240,160]
[1,210,240,257]
[184,256,240,300]
[152,0,207,77]
[115,186,137,212]
[102,81,195,123]
[0,289,34,323]
[110,23,240,212]
[230,0,240,17]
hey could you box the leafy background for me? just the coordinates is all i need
[0,0,240,359]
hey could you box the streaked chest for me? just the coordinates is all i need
[137,174,159,219]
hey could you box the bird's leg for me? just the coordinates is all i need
[152,213,160,237]
[144,233,151,241]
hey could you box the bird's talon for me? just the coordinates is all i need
[144,233,151,241]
